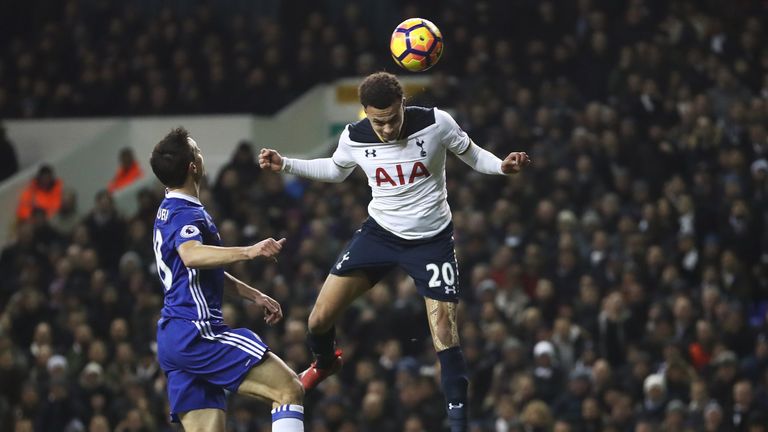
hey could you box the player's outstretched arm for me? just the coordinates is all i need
[259,148,354,183]
[177,237,286,269]
[224,272,283,325]
[500,151,531,174]
[259,148,284,171]
[455,142,531,175]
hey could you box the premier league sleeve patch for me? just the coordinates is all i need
[180,225,201,238]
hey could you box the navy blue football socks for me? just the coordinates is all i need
[437,346,469,432]
[307,326,336,369]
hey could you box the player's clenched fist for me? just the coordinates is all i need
[259,148,283,171]
[247,237,286,259]
[501,151,531,174]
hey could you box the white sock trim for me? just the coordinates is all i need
[271,404,304,415]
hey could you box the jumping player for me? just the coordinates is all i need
[151,128,304,432]
[259,72,530,432]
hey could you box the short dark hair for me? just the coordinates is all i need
[150,127,194,188]
[358,72,403,108]
[36,164,54,179]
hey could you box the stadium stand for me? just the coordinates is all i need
[2,0,768,431]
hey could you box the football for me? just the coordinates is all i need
[390,18,444,72]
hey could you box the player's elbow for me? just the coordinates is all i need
[177,245,203,269]
[178,254,200,269]
[329,169,351,183]
[181,258,204,269]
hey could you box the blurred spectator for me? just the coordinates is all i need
[49,188,79,237]
[218,141,260,188]
[15,165,63,221]
[107,148,143,193]
[84,190,126,270]
[0,124,18,181]
[642,374,668,422]
[1,1,768,430]
[532,340,563,404]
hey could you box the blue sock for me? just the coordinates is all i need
[271,404,304,431]
[437,347,469,432]
[307,326,336,369]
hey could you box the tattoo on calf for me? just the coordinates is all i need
[427,299,460,351]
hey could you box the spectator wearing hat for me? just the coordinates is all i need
[75,361,112,424]
[532,340,563,404]
[642,374,668,422]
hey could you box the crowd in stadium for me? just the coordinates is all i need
[2,0,768,431]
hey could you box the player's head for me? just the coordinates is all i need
[359,72,405,142]
[150,127,205,189]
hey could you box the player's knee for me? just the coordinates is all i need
[276,376,304,405]
[308,308,333,334]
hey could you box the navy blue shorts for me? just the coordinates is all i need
[329,218,460,302]
[156,318,269,422]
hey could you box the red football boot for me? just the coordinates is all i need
[298,349,343,391]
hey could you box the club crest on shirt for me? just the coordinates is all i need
[180,225,200,238]
[415,139,427,157]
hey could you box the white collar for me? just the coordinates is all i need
[166,190,202,206]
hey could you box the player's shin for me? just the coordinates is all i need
[271,404,304,432]
[307,326,336,368]
[437,346,469,432]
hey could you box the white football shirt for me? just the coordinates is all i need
[331,107,471,240]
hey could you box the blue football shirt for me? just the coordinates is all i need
[153,191,224,323]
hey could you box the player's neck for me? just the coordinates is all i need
[168,181,200,200]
